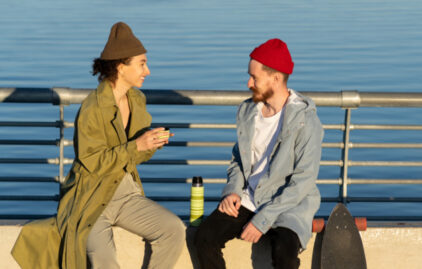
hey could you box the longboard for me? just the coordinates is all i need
[320,203,367,269]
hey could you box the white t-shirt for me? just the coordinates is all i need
[241,90,301,212]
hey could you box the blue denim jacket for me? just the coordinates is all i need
[222,90,324,248]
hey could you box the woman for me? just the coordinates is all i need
[12,22,185,269]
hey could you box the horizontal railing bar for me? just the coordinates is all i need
[2,88,422,107]
[351,124,422,130]
[364,216,422,221]
[62,140,235,147]
[322,124,344,130]
[0,177,58,182]
[0,176,418,185]
[348,179,422,184]
[0,214,55,219]
[347,197,422,202]
[2,158,420,167]
[0,121,60,127]
[151,123,236,129]
[349,161,422,166]
[0,158,61,164]
[350,143,422,148]
[320,160,343,166]
[142,178,227,184]
[63,122,238,129]
[316,179,341,184]
[311,215,422,222]
[180,215,422,222]
[166,141,234,147]
[2,121,421,132]
[63,121,73,128]
[323,143,422,149]
[145,160,231,165]
[148,196,219,202]
[322,143,343,148]
[0,139,59,146]
[0,196,341,203]
[0,177,417,185]
[3,139,421,149]
[0,195,59,201]
[323,124,422,131]
[1,214,421,223]
[3,138,420,150]
[71,196,422,203]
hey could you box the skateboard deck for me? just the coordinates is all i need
[320,203,367,269]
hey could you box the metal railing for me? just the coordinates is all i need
[1,87,422,221]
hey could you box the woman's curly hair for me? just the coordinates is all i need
[92,57,131,84]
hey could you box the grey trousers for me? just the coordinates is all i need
[86,173,185,269]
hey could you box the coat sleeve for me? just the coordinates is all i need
[251,112,324,234]
[222,142,246,198]
[130,128,156,164]
[75,105,151,176]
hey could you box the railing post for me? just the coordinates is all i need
[59,105,65,183]
[340,108,352,203]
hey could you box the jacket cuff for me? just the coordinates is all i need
[127,140,138,162]
[221,185,242,199]
[250,213,273,234]
[127,140,137,153]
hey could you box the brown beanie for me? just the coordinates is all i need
[100,22,147,60]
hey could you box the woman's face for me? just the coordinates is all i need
[118,54,150,88]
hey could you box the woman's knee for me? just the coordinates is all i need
[87,242,119,269]
[159,214,186,246]
[171,216,186,245]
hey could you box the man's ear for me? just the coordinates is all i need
[274,72,288,85]
[273,72,283,83]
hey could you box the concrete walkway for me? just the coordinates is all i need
[1,221,421,269]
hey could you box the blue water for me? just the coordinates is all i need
[1,0,422,219]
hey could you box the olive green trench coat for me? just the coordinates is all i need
[12,81,156,269]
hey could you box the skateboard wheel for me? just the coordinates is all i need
[354,217,367,231]
[312,218,325,233]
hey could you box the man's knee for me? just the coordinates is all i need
[194,221,217,250]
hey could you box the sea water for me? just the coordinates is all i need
[0,0,422,219]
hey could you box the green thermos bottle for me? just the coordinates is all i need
[190,176,204,226]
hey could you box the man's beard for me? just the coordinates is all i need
[250,86,274,103]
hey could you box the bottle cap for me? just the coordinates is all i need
[192,176,203,185]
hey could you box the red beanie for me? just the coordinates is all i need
[250,38,294,74]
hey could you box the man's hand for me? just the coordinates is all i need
[241,222,262,243]
[218,193,241,217]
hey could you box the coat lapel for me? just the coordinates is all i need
[111,111,127,144]
[97,81,127,144]
[126,88,152,139]
[238,101,257,179]
[269,92,306,159]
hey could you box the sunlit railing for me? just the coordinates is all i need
[1,87,422,221]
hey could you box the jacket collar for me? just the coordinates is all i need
[95,80,142,143]
[96,80,117,108]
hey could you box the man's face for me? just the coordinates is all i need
[247,59,274,103]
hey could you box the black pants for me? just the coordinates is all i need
[194,206,301,269]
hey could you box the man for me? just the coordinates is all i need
[194,39,324,269]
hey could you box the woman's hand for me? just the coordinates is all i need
[135,127,171,151]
